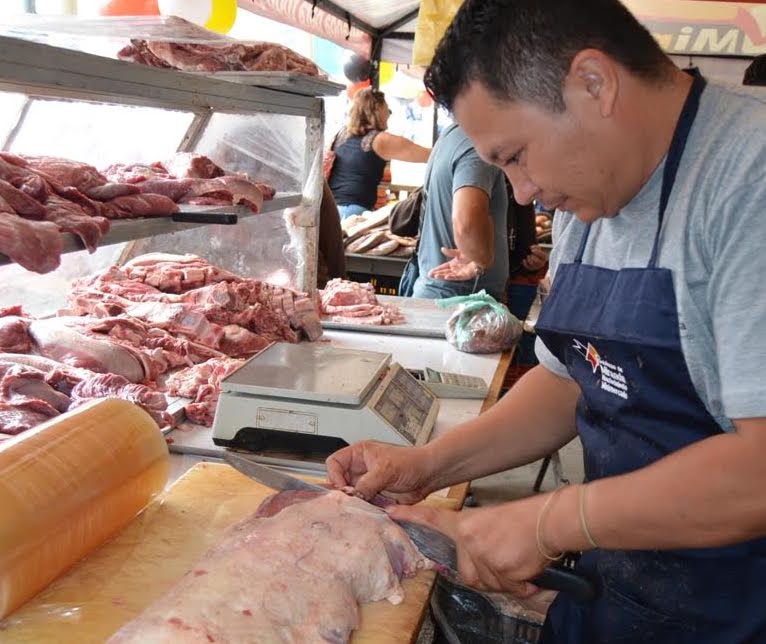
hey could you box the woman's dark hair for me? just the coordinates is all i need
[424,0,672,113]
[743,54,766,86]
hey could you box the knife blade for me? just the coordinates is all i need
[223,451,327,494]
[223,450,597,602]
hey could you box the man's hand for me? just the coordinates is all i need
[522,245,547,272]
[428,247,481,282]
[326,441,436,504]
[388,495,553,596]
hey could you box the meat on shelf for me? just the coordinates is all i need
[0,254,322,437]
[0,152,274,274]
[108,489,432,644]
[118,18,320,77]
[320,278,404,326]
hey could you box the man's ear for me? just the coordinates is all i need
[562,49,619,118]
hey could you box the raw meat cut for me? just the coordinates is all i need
[70,373,171,427]
[0,315,31,354]
[29,318,145,383]
[320,279,404,326]
[0,179,46,219]
[101,193,179,219]
[163,153,224,180]
[122,253,241,292]
[107,490,431,644]
[164,357,244,427]
[118,23,320,76]
[0,399,59,435]
[0,211,63,274]
[0,362,71,412]
[102,162,171,184]
[43,194,110,252]
[102,155,271,213]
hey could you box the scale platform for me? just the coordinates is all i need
[212,343,439,457]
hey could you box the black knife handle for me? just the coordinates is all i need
[172,212,238,224]
[532,565,597,602]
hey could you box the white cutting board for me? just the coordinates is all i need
[321,296,456,339]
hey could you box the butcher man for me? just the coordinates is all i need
[327,0,766,642]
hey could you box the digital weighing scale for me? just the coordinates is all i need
[212,343,440,456]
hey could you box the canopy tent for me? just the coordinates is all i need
[236,0,766,70]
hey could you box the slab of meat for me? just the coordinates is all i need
[165,357,244,427]
[320,279,404,326]
[122,253,242,292]
[0,315,31,354]
[0,399,59,435]
[70,373,171,427]
[162,153,225,180]
[119,29,319,76]
[0,211,63,273]
[0,362,71,412]
[102,162,171,184]
[179,176,263,214]
[43,194,110,252]
[101,193,179,219]
[0,353,94,396]
[29,318,145,383]
[107,490,430,643]
[0,179,46,219]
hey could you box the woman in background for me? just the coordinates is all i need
[328,88,431,219]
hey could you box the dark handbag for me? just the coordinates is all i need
[388,187,423,238]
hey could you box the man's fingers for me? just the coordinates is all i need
[352,468,389,500]
[325,448,353,488]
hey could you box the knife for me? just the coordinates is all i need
[224,451,597,602]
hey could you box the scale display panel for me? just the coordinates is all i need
[371,364,437,444]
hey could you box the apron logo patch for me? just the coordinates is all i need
[572,339,629,400]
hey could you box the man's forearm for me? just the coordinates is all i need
[547,418,766,553]
[452,186,494,268]
[423,365,580,491]
[453,217,493,268]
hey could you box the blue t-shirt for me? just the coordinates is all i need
[413,124,509,300]
[536,82,766,431]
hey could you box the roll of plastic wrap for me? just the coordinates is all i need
[0,399,169,618]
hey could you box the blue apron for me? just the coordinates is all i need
[535,72,766,643]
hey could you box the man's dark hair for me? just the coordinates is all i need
[743,54,766,86]
[424,0,672,113]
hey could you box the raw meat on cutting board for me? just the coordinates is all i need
[108,490,432,644]
[320,279,404,326]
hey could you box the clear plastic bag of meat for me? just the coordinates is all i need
[0,15,323,76]
[438,291,522,354]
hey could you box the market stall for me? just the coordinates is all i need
[0,11,518,642]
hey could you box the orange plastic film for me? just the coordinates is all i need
[0,399,169,619]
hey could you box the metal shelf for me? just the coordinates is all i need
[345,252,409,278]
[0,193,301,267]
[0,35,322,117]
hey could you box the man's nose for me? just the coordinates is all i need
[504,167,539,205]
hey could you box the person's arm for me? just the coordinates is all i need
[372,131,431,163]
[326,364,580,500]
[423,364,579,490]
[451,186,494,269]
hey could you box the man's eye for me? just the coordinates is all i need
[504,151,521,165]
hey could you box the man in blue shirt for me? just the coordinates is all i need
[410,123,509,300]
